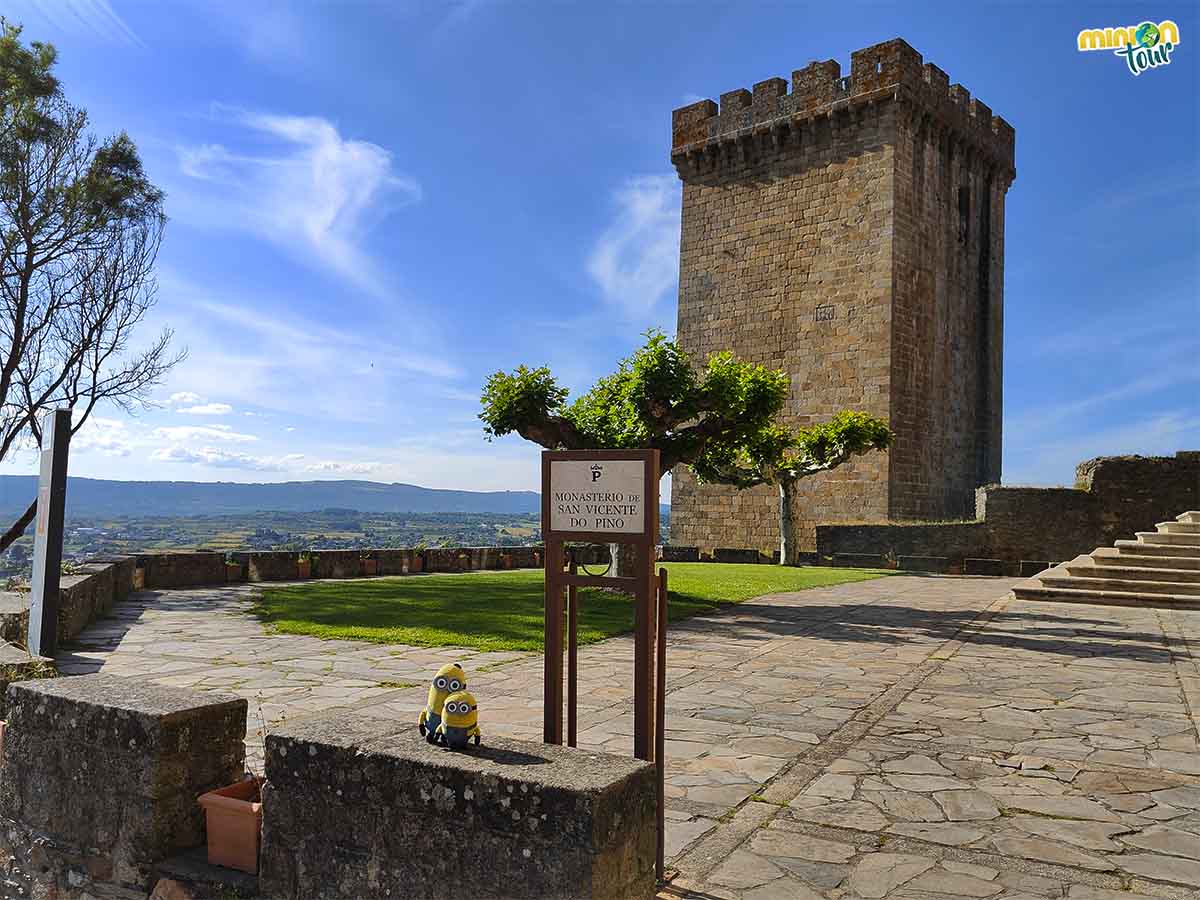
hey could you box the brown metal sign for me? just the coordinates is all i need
[544,450,655,541]
[541,449,659,759]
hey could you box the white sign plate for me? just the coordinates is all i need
[549,460,646,535]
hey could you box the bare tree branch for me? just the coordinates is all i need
[0,26,179,554]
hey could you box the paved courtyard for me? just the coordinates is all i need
[59,574,1200,898]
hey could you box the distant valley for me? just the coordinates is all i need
[0,476,669,579]
[0,475,541,517]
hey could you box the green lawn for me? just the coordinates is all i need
[252,563,889,652]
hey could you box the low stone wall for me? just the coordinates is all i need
[817,451,1200,574]
[260,711,657,899]
[137,550,228,589]
[0,674,246,897]
[0,555,137,651]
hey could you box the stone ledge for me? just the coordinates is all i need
[0,641,55,719]
[261,712,656,899]
[0,674,247,895]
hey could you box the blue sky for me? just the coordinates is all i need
[0,0,1196,493]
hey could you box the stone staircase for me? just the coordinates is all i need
[1013,510,1200,609]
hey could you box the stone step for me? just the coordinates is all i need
[1096,547,1200,570]
[1135,531,1200,547]
[1178,511,1200,524]
[1115,540,1200,559]
[1158,521,1200,535]
[1012,582,1200,610]
[1071,559,1200,583]
[1040,574,1200,596]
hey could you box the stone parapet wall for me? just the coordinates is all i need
[816,451,1200,573]
[0,675,246,897]
[261,711,657,899]
[0,555,136,654]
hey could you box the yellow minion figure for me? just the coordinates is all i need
[418,662,466,744]
[435,690,480,750]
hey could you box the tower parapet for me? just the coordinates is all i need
[671,38,1014,182]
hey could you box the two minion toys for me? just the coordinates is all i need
[417,662,481,750]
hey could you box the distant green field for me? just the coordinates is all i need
[253,563,890,652]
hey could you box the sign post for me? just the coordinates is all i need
[541,449,659,760]
[28,409,72,658]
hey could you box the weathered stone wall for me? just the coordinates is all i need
[1077,451,1200,545]
[0,675,246,898]
[260,712,657,899]
[889,42,1011,520]
[137,550,227,589]
[816,451,1200,572]
[0,556,136,653]
[668,38,1015,554]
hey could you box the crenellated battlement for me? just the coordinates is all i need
[671,38,1015,177]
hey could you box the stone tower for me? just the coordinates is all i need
[668,38,1016,554]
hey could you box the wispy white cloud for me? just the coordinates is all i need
[304,460,381,475]
[175,107,420,297]
[167,391,203,405]
[587,175,680,321]
[8,0,140,45]
[72,417,133,458]
[151,273,462,425]
[1007,366,1200,436]
[150,446,304,472]
[176,402,233,416]
[214,2,307,63]
[151,424,258,444]
[1006,411,1200,486]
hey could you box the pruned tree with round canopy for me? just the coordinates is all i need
[691,411,892,566]
[480,331,891,566]
[0,22,181,552]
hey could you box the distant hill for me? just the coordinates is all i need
[0,476,542,517]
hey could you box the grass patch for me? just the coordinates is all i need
[252,563,889,652]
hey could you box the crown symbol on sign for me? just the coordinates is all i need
[590,464,602,472]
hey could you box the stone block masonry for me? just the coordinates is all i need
[260,711,657,899]
[669,38,1016,555]
[817,451,1200,574]
[0,674,247,897]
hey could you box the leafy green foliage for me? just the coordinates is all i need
[480,365,568,440]
[479,330,789,471]
[0,21,58,131]
[0,22,179,552]
[695,409,892,488]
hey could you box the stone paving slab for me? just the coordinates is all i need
[58,574,1200,897]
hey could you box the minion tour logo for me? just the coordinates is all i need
[1078,20,1181,75]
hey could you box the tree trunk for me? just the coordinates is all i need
[0,498,37,554]
[778,479,801,566]
[609,542,639,581]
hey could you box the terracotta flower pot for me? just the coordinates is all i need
[297,560,311,579]
[198,778,263,874]
[362,558,378,576]
[225,562,243,582]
